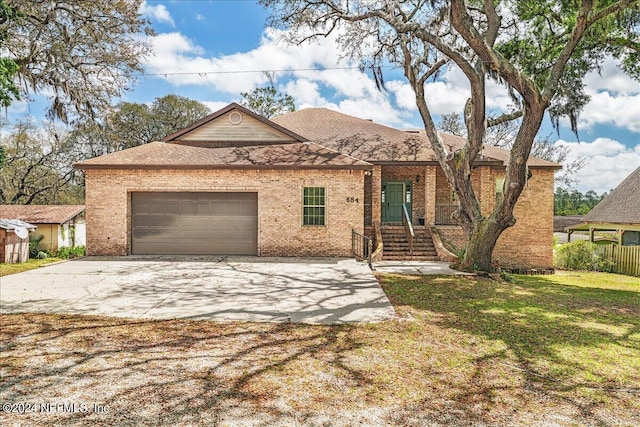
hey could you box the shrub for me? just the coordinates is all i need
[554,240,605,271]
[69,246,86,258]
[54,246,86,259]
[29,234,45,258]
[36,251,48,259]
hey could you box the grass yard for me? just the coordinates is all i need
[0,271,638,426]
[0,258,64,277]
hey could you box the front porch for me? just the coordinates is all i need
[362,165,460,261]
[365,164,477,228]
[361,163,504,261]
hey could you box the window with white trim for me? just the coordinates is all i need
[303,187,325,226]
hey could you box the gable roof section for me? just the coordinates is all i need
[163,103,308,145]
[272,108,561,168]
[583,166,640,224]
[75,141,371,170]
[0,205,84,224]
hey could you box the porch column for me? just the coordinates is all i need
[478,165,493,216]
[425,165,436,225]
[371,165,382,224]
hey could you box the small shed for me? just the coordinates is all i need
[0,219,37,264]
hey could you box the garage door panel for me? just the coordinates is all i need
[131,192,258,255]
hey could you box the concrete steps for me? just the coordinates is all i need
[381,225,439,261]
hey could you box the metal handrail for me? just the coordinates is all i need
[352,229,373,267]
[402,204,414,255]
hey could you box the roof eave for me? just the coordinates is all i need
[59,208,85,224]
[75,163,373,171]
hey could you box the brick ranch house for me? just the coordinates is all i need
[75,103,559,269]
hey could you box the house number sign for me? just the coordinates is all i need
[346,197,359,203]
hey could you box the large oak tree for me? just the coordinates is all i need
[0,119,83,204]
[1,0,152,122]
[262,0,640,271]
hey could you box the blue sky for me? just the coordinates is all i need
[9,0,640,194]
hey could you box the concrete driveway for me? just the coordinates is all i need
[0,256,395,324]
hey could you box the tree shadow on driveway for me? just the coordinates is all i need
[0,257,395,325]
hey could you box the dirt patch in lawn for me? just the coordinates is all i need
[1,272,638,426]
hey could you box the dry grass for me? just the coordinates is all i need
[0,271,638,426]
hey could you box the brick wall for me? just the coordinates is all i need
[435,165,494,209]
[494,168,555,269]
[84,168,364,257]
[435,168,555,269]
[424,166,437,225]
[364,172,372,226]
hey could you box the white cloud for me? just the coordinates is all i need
[578,91,640,133]
[200,101,227,113]
[144,28,335,93]
[557,57,640,133]
[387,80,416,111]
[389,65,515,116]
[195,14,205,23]
[557,137,640,193]
[425,56,640,136]
[584,58,640,95]
[283,79,325,106]
[6,99,28,115]
[337,98,411,127]
[142,27,416,126]
[139,1,175,27]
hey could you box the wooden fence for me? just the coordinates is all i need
[596,244,640,277]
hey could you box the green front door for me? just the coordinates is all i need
[383,182,405,223]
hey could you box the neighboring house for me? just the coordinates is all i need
[75,103,559,269]
[566,166,640,246]
[554,215,583,233]
[0,219,37,264]
[0,205,86,251]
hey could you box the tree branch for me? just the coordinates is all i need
[487,110,524,128]
[449,0,541,103]
[483,0,501,47]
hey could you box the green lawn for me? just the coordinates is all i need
[0,258,64,277]
[384,271,639,390]
[0,270,638,425]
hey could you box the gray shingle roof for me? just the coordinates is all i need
[272,108,561,168]
[583,166,640,224]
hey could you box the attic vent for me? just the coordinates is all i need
[228,111,243,125]
[405,130,420,134]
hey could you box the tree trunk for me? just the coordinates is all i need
[460,218,503,272]
[457,103,545,273]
